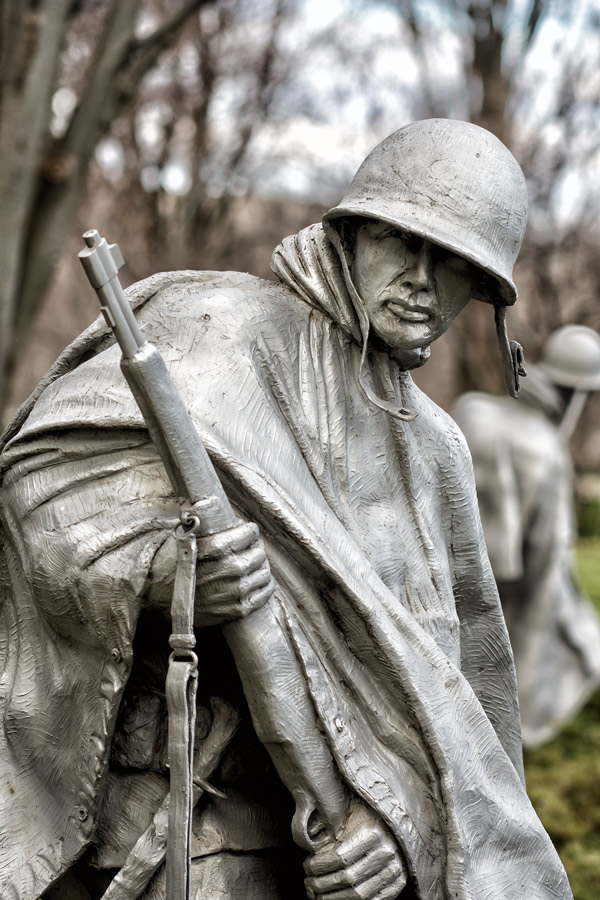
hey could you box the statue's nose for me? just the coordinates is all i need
[403,240,434,295]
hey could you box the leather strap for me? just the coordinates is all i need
[165,522,199,900]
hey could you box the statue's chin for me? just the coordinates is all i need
[391,344,431,370]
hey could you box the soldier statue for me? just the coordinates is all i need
[0,119,573,900]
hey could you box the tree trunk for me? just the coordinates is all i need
[0,0,209,421]
[0,0,73,410]
[457,0,512,394]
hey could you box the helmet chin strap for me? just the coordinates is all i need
[494,304,527,398]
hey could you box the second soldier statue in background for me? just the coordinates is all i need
[454,325,600,748]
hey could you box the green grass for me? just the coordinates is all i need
[523,537,600,900]
[575,537,600,612]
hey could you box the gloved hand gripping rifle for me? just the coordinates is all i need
[79,231,349,900]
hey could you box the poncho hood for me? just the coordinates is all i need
[271,222,363,344]
[271,223,419,420]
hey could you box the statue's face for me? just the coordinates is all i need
[351,219,482,366]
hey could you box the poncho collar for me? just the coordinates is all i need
[271,223,417,421]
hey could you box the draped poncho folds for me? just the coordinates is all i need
[0,225,571,899]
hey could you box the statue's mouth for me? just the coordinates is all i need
[386,300,431,323]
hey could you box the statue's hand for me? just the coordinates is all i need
[303,802,406,900]
[194,521,275,626]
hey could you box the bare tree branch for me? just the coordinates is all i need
[524,0,544,47]
[131,0,207,57]
[13,0,207,354]
[0,0,73,404]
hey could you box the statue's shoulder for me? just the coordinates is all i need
[115,269,309,369]
[1,270,302,451]
[408,380,472,469]
[134,268,275,304]
[135,269,304,342]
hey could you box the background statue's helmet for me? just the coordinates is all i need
[540,325,600,391]
[323,118,528,307]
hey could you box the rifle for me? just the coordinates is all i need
[79,230,348,899]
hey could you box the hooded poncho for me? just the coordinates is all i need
[0,225,572,899]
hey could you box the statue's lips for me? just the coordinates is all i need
[386,300,431,323]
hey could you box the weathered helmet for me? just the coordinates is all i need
[540,325,600,391]
[323,118,528,307]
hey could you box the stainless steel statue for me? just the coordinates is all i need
[0,119,573,899]
[454,325,600,748]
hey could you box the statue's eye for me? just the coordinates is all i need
[436,247,472,274]
[380,228,420,251]
[383,228,410,242]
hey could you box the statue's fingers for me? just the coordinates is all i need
[239,562,274,597]
[316,858,406,900]
[305,844,393,893]
[367,880,406,900]
[304,825,379,876]
[197,543,267,583]
[200,560,272,596]
[236,544,269,577]
[205,577,275,621]
[197,521,260,559]
[238,577,276,616]
[198,566,272,605]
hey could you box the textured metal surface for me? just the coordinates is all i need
[0,264,570,899]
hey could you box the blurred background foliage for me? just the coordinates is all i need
[525,542,600,900]
[1,1,600,896]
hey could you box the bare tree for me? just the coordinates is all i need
[2,0,329,419]
[0,0,207,415]
[122,0,295,276]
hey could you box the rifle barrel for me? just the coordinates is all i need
[79,230,234,524]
